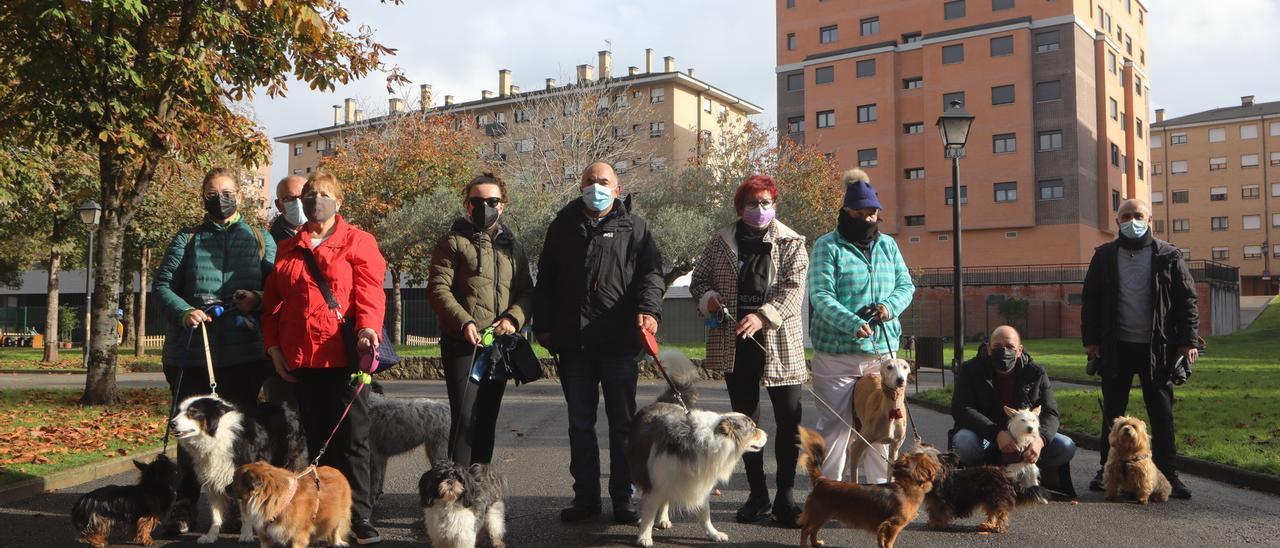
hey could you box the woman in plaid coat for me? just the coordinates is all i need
[689,175,809,527]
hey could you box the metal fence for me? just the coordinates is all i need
[896,299,1066,340]
[914,260,1239,288]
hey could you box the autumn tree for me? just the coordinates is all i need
[0,1,404,404]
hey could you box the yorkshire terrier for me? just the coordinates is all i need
[1104,416,1171,504]
[71,454,181,548]
[924,451,1046,534]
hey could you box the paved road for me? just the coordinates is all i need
[2,377,1278,547]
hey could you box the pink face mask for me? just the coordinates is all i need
[742,205,775,228]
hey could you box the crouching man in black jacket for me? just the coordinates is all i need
[950,326,1077,470]
[534,162,665,525]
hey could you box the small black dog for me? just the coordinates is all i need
[924,451,1043,534]
[72,454,181,547]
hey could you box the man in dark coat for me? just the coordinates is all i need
[950,326,1076,469]
[1082,198,1198,498]
[534,162,664,524]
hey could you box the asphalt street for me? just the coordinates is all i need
[2,376,1278,547]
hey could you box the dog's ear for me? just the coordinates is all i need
[1029,405,1041,417]
[716,418,734,436]
[459,469,477,508]
[134,459,148,472]
[1003,405,1018,418]
[417,469,441,508]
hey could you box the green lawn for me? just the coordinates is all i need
[0,388,168,486]
[0,347,163,372]
[917,296,1280,477]
[396,342,715,360]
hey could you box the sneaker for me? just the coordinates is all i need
[351,518,381,545]
[735,495,772,524]
[771,493,803,529]
[613,500,639,525]
[1088,469,1105,492]
[161,500,195,537]
[560,503,602,523]
[1167,472,1192,499]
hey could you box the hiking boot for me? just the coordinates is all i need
[161,500,196,537]
[613,500,639,525]
[1167,471,1192,499]
[560,503,602,523]
[735,495,772,524]
[351,518,381,545]
[1088,469,1105,492]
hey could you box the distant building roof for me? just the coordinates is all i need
[1153,100,1280,128]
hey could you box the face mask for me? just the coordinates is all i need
[281,198,308,226]
[302,195,337,223]
[742,205,775,228]
[470,203,499,230]
[991,347,1019,373]
[1120,219,1148,239]
[581,183,614,212]
[203,192,237,219]
[837,212,880,243]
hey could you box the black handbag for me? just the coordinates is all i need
[493,333,541,385]
[299,248,400,372]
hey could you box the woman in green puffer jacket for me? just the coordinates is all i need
[427,173,534,465]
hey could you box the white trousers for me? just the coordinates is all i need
[811,351,891,483]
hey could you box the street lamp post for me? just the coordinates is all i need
[77,200,101,368]
[936,100,974,373]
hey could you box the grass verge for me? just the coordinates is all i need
[0,347,163,372]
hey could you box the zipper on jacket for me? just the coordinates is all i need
[493,236,501,331]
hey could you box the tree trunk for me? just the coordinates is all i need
[121,256,135,347]
[42,248,61,363]
[82,210,125,405]
[135,247,148,358]
[390,267,402,345]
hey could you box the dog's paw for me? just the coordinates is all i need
[237,532,255,543]
[637,534,654,547]
[655,519,672,530]
[197,533,219,544]
[707,531,729,542]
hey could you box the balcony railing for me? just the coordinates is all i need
[912,260,1238,288]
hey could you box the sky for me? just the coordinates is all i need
[251,0,1280,197]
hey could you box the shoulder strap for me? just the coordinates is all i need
[252,226,266,260]
[299,248,341,314]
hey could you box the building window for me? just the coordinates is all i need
[1172,190,1189,203]
[786,73,804,92]
[1209,157,1227,171]
[1153,220,1165,234]
[994,182,1017,202]
[1272,152,1280,166]
[990,35,1013,56]
[856,59,876,78]
[1211,216,1228,231]
[649,121,665,137]
[903,77,924,89]
[1110,144,1120,166]
[1171,133,1188,145]
[651,157,667,172]
[1170,161,1188,174]
[1275,183,1280,197]
[993,0,1014,11]
[904,168,925,180]
[1151,134,1163,148]
[991,84,1015,105]
[944,0,966,20]
[1035,80,1061,102]
[903,32,922,44]
[993,133,1017,154]
[861,17,880,36]
[1107,51,1117,74]
[1209,127,1226,142]
[858,148,878,167]
[650,88,665,103]
[815,66,835,84]
[1035,30,1060,52]
[1137,160,1144,180]
[1212,247,1229,260]
[1112,190,1120,211]
[1275,245,1280,259]
[1135,119,1144,138]
[1036,130,1061,151]
[1243,185,1261,199]
[1038,179,1064,201]
[1152,191,1164,204]
[1274,213,1280,227]
[945,185,968,205]
[787,33,796,51]
[1241,124,1258,140]
[943,91,966,109]
[820,25,838,44]
[904,122,924,134]
[788,116,805,134]
[857,104,877,123]
[905,215,925,226]
[1242,154,1260,168]
[1108,98,1118,120]
[786,0,794,7]
[1152,162,1162,175]
[1272,122,1280,136]
[1172,219,1190,232]
[816,110,836,128]
[304,167,312,174]
[292,168,302,175]
[293,145,302,156]
[1135,75,1143,95]
[1244,245,1263,260]
[942,44,965,64]
[1243,215,1262,230]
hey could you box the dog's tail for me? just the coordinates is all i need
[1015,484,1049,505]
[655,349,699,407]
[797,427,828,485]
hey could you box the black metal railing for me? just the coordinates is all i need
[913,260,1239,288]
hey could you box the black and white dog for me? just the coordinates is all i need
[368,382,450,506]
[628,350,769,547]
[170,394,307,544]
[417,460,507,548]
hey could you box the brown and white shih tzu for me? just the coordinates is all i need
[418,460,507,548]
[231,462,352,547]
[1104,416,1172,504]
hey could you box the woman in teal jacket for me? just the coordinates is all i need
[151,168,275,535]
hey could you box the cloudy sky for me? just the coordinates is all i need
[252,0,1280,194]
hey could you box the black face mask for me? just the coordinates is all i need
[302,196,337,223]
[203,193,237,220]
[837,212,880,244]
[990,347,1019,373]
[470,203,499,231]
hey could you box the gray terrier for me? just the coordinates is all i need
[368,382,451,505]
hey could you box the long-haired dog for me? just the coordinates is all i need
[628,350,767,547]
[924,451,1045,534]
[1104,416,1172,504]
[1002,406,1047,504]
[231,462,352,548]
[367,381,450,506]
[848,358,911,482]
[796,427,941,548]
[417,460,507,548]
[72,454,181,548]
[170,395,308,543]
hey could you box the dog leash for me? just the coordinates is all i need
[875,322,923,446]
[162,318,222,451]
[805,386,893,467]
[640,328,690,415]
[718,306,769,355]
[450,331,496,462]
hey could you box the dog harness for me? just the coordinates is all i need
[1120,454,1150,481]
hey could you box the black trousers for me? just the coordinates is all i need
[557,350,639,507]
[724,338,802,502]
[163,362,266,510]
[1099,341,1178,472]
[442,338,509,465]
[293,367,373,520]
[261,371,297,409]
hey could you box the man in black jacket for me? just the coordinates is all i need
[534,162,665,524]
[1083,198,1198,498]
[950,326,1076,469]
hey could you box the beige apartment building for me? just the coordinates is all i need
[276,49,762,185]
[1150,97,1280,296]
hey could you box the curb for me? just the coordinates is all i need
[0,446,177,506]
[0,369,86,375]
[905,395,1280,497]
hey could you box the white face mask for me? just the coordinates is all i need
[282,198,308,226]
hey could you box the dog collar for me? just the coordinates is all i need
[889,407,904,419]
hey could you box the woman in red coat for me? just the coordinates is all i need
[262,171,387,544]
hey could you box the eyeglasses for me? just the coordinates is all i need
[745,200,774,209]
[203,191,235,200]
[468,197,503,208]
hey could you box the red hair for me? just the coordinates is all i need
[734,175,779,211]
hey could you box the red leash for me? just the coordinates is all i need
[308,347,379,467]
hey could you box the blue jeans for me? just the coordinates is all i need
[557,351,639,506]
[951,428,1077,468]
